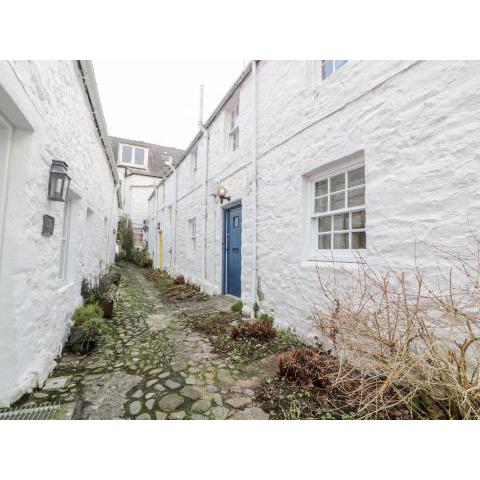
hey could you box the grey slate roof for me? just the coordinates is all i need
[109,135,184,178]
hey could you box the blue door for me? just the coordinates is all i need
[224,205,242,297]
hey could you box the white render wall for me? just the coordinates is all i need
[0,61,118,406]
[159,74,256,307]
[118,171,159,234]
[153,61,480,343]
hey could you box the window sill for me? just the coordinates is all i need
[118,162,147,170]
[307,251,367,264]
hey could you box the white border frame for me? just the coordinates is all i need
[118,142,148,169]
[305,155,366,263]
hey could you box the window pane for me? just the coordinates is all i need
[318,234,331,250]
[333,233,349,249]
[352,210,366,229]
[122,145,132,163]
[330,173,345,192]
[334,213,349,231]
[134,148,145,165]
[315,196,328,213]
[315,179,328,196]
[322,60,334,79]
[348,187,365,207]
[330,192,345,210]
[352,231,366,249]
[348,166,365,188]
[318,216,331,232]
[335,60,347,69]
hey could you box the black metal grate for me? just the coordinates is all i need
[0,403,61,420]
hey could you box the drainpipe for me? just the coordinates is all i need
[251,60,258,311]
[107,182,119,264]
[198,85,210,287]
[165,156,177,271]
[153,177,165,269]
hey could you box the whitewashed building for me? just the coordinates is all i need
[0,60,120,406]
[149,60,480,341]
[110,136,183,248]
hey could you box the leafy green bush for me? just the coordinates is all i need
[67,317,107,354]
[258,313,274,325]
[231,300,243,313]
[72,304,103,326]
[116,215,134,260]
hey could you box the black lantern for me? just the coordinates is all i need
[142,219,149,232]
[48,160,71,202]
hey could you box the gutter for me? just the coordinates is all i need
[198,85,210,283]
[77,60,121,208]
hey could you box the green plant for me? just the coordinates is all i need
[231,300,243,313]
[81,272,112,305]
[67,317,106,353]
[72,303,103,326]
[116,215,134,260]
[258,313,274,325]
[281,398,308,420]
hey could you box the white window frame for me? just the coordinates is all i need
[309,160,366,262]
[321,60,348,80]
[228,100,240,153]
[188,217,196,255]
[60,198,72,280]
[118,143,148,169]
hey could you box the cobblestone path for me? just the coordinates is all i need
[22,263,272,420]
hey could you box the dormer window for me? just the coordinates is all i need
[119,143,148,168]
[321,60,348,80]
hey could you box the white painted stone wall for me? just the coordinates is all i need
[152,61,480,344]
[0,61,119,406]
[159,75,256,307]
[118,171,159,246]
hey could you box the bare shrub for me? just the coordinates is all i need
[231,318,276,342]
[313,245,480,419]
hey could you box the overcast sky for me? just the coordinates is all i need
[93,61,246,150]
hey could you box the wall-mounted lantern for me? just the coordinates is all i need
[142,219,149,232]
[48,160,71,202]
[157,222,162,233]
[216,185,231,204]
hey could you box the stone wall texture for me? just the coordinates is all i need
[0,60,118,405]
[149,61,480,343]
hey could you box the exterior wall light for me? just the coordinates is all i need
[48,160,71,202]
[217,185,231,204]
[157,222,162,232]
[143,219,149,232]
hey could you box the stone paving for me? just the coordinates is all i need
[21,262,272,420]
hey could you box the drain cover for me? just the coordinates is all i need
[0,403,61,420]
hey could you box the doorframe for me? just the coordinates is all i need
[221,200,242,295]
